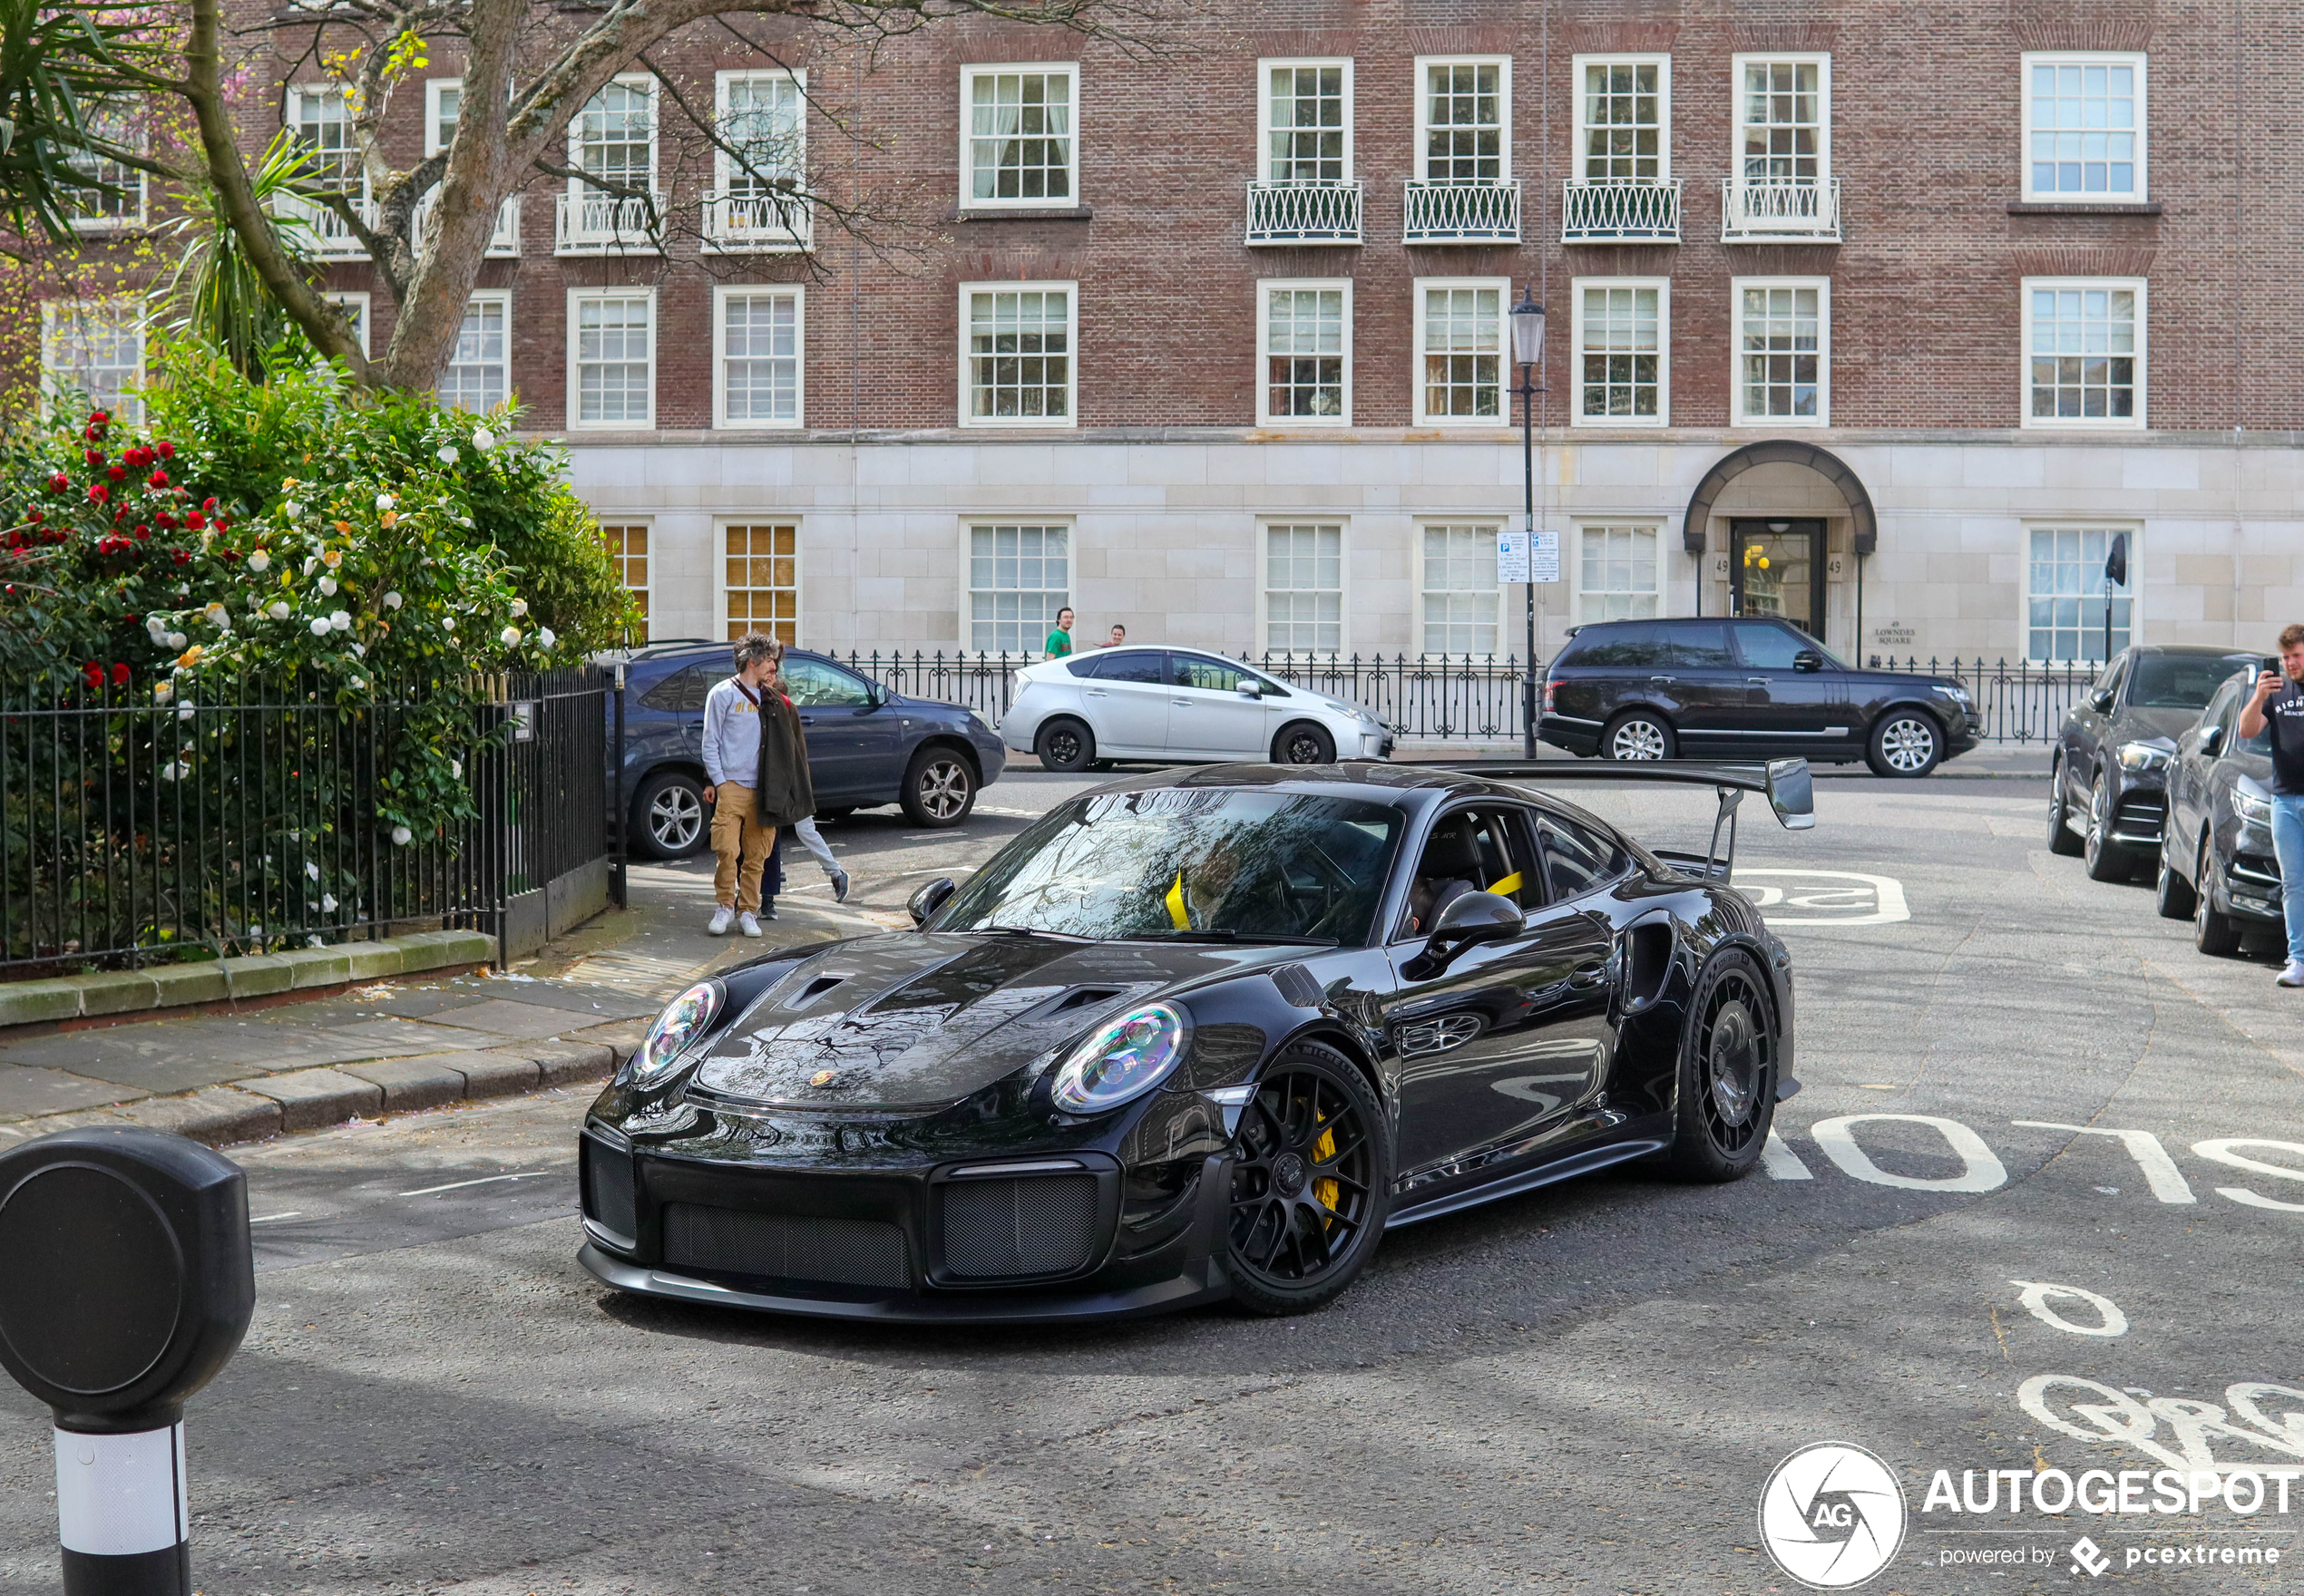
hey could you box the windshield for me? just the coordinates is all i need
[2129,654,2258,710]
[933,789,1401,944]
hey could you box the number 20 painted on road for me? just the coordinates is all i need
[1762,1114,2304,1212]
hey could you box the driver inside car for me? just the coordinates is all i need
[1402,819,1485,935]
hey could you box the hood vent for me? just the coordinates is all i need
[1044,986,1124,1016]
[1270,963,1323,1009]
[792,975,847,1007]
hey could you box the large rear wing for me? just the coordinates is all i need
[1436,757,1815,881]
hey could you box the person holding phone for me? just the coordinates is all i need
[2238,622,2304,987]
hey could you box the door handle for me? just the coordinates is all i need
[1085,688,1108,698]
[1747,677,1769,686]
[799,715,816,725]
[1568,960,1609,988]
[1173,698,1192,707]
[1648,675,1676,685]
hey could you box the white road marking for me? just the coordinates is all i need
[2019,1376,2304,1474]
[250,1212,302,1223]
[1807,1114,2009,1192]
[2013,1121,2197,1203]
[1735,870,1911,926]
[2009,1280,2128,1337]
[2192,1139,2304,1212]
[1762,1130,1813,1180]
[398,1172,555,1198]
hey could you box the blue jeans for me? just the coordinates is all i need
[2273,794,2304,965]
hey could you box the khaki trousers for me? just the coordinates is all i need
[709,783,776,911]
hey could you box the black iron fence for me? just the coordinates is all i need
[0,667,611,976]
[824,649,2094,746]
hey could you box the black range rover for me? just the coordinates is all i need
[1539,616,1982,777]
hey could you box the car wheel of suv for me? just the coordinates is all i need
[2194,835,2244,956]
[1603,711,1674,761]
[1035,717,1095,774]
[1225,1042,1391,1318]
[630,770,708,860]
[2084,773,2134,882]
[2154,844,2197,920]
[1866,709,1942,778]
[1272,722,1335,765]
[1661,949,1779,1182]
[900,746,977,827]
[2045,756,2084,855]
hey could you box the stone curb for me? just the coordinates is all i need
[0,929,496,1032]
[0,1025,636,1150]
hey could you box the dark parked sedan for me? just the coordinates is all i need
[610,642,1008,859]
[2045,645,2260,881]
[2154,666,2287,955]
[1539,616,1980,776]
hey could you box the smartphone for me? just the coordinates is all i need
[2268,657,2286,677]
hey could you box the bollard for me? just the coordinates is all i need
[0,1128,254,1596]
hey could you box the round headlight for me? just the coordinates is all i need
[2118,741,2172,773]
[628,980,722,1086]
[1050,1004,1192,1114]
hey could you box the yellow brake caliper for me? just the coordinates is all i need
[1312,1122,1339,1222]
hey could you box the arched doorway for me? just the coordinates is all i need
[1682,442,1878,654]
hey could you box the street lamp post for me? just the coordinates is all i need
[1509,286,1547,759]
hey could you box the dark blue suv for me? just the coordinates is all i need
[611,641,1008,859]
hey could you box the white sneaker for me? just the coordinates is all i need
[2280,960,2304,988]
[738,911,763,938]
[707,906,734,937]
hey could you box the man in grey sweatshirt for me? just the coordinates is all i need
[700,635,779,936]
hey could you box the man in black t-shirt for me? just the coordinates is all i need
[2238,621,2304,986]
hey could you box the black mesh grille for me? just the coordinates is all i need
[662,1204,910,1289]
[582,1140,637,1242]
[938,1173,1100,1280]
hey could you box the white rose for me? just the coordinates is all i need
[202,602,228,626]
[145,615,164,637]
[177,705,194,722]
[164,631,186,650]
[302,556,318,577]
[350,641,366,658]
[508,598,528,618]
[390,824,413,846]
[329,610,352,632]
[305,861,319,881]
[538,627,556,648]
[436,445,459,465]
[309,617,330,637]
[349,676,366,689]
[381,590,403,609]
[450,758,463,779]
[152,680,172,701]
[441,616,455,632]
[500,626,522,646]
[473,427,495,450]
[320,893,337,911]
[248,550,270,572]
[376,493,395,511]
[268,600,291,619]
[318,576,337,596]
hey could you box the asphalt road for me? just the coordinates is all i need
[5,771,2302,1595]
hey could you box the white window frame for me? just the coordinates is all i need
[1255,277,1352,428]
[718,520,804,646]
[1729,53,1831,184]
[1571,54,1673,183]
[285,83,365,196]
[565,286,657,431]
[39,298,145,420]
[2020,52,2148,204]
[424,78,460,157]
[958,63,1079,210]
[1730,275,1831,428]
[323,290,371,357]
[1569,276,1670,429]
[66,100,146,229]
[567,73,657,197]
[1257,58,1355,184]
[439,289,511,414]
[956,280,1079,430]
[2020,276,2147,431]
[2022,523,2142,665]
[712,67,808,248]
[1258,520,1350,657]
[1573,521,1667,625]
[963,522,1073,655]
[599,518,653,642]
[1412,521,1504,658]
[712,283,805,430]
[1411,276,1510,427]
[1413,55,1511,183]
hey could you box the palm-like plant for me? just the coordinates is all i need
[161,135,327,380]
[0,0,165,243]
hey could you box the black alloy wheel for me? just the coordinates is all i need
[2046,756,2084,856]
[1866,709,1943,778]
[2194,835,2244,956]
[630,770,709,860]
[1273,722,1336,765]
[2084,772,2134,882]
[2154,842,2197,920]
[1604,710,1675,762]
[1036,717,1095,774]
[1225,1043,1390,1316]
[900,746,976,827]
[1662,949,1778,1181]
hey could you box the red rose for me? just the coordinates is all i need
[88,483,108,503]
[84,449,103,468]
[82,662,103,687]
[212,521,229,535]
[148,470,169,488]
[152,512,172,529]
[171,549,190,565]
[89,409,109,424]
[4,530,18,549]
[220,549,239,563]
[26,510,40,523]
[106,464,124,482]
[156,442,174,460]
[47,473,67,493]
[124,612,137,623]
[111,663,131,685]
[200,497,218,512]
[134,525,150,540]
[185,511,206,530]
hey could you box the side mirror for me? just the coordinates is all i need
[1413,890,1523,974]
[907,877,956,927]
[2090,689,2115,713]
[1235,681,1261,699]
[2199,725,2225,755]
[1792,649,1824,674]
[864,683,888,708]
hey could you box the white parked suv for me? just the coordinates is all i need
[1001,647,1395,771]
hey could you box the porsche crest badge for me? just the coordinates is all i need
[810,1069,837,1087]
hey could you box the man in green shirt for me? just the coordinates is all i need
[1044,607,1076,658]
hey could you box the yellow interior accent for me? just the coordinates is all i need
[1164,871,1189,930]
[1313,1124,1339,1220]
[1488,871,1523,899]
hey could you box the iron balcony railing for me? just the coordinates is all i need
[1561,178,1684,243]
[1401,179,1521,245]
[275,192,376,260]
[1245,179,1363,246]
[0,667,611,977]
[1720,177,1843,243]
[554,188,665,255]
[415,189,522,258]
[701,190,813,252]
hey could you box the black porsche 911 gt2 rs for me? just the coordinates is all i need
[578,757,1813,1322]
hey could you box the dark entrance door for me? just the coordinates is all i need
[1730,520,1827,638]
